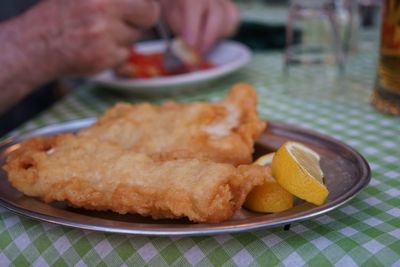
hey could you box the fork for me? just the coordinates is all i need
[156,19,186,71]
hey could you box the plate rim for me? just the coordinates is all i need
[0,119,371,236]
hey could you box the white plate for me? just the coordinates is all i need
[90,40,251,94]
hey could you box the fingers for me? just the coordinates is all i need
[171,0,239,53]
[112,21,141,46]
[118,0,160,28]
[201,0,239,53]
[113,47,131,66]
[84,46,130,75]
[223,0,240,38]
[182,0,204,50]
[201,0,224,53]
[162,2,183,37]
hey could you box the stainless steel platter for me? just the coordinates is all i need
[0,119,370,236]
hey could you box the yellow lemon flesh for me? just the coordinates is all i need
[272,142,328,205]
[254,153,275,166]
[244,153,294,213]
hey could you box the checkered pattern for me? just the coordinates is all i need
[1,24,400,267]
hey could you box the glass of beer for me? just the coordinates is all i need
[372,0,400,116]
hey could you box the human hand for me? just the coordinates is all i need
[160,0,239,54]
[37,0,160,75]
[0,0,160,113]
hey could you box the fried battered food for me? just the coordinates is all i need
[80,83,266,165]
[4,135,265,223]
[4,83,268,223]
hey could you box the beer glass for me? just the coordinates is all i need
[372,0,400,116]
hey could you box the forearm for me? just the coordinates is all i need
[0,2,61,114]
[0,0,160,114]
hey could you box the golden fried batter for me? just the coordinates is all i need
[80,83,266,165]
[5,135,264,223]
[4,83,267,223]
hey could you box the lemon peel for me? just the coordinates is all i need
[272,142,328,205]
[244,153,293,213]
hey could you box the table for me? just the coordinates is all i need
[1,9,400,267]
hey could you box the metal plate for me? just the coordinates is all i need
[0,119,370,236]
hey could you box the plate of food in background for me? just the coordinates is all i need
[90,40,251,93]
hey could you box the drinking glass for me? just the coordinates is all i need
[284,0,349,72]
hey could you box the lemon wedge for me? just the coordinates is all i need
[244,153,294,213]
[254,152,275,166]
[272,142,328,205]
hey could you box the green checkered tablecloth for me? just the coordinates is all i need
[1,27,400,267]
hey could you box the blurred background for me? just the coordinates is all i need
[0,0,383,136]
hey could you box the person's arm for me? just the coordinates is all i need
[0,0,160,114]
[0,7,58,114]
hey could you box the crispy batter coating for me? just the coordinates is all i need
[4,83,267,223]
[4,135,264,223]
[80,83,266,165]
